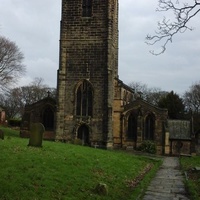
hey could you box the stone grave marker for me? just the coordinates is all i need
[28,123,45,147]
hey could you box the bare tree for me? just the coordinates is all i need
[146,0,200,55]
[183,82,200,113]
[0,89,23,118]
[129,81,148,97]
[146,88,168,106]
[129,81,167,106]
[21,77,56,105]
[0,36,26,89]
[0,77,56,118]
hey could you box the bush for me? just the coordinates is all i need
[137,140,156,154]
[72,138,82,145]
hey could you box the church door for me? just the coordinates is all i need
[43,106,54,130]
[77,125,90,146]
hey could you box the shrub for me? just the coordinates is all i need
[137,140,156,154]
[72,138,82,145]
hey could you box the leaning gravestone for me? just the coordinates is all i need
[28,123,45,147]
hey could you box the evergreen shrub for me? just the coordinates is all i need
[137,140,156,154]
[73,138,82,145]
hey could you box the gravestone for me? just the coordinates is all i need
[28,123,45,147]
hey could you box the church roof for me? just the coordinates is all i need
[124,97,168,115]
[24,96,56,110]
[115,78,134,93]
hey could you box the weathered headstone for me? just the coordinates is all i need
[28,123,45,147]
[0,129,4,140]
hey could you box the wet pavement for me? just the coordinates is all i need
[143,157,190,200]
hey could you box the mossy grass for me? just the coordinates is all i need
[0,126,161,200]
[180,156,200,200]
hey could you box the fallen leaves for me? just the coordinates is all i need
[125,164,153,189]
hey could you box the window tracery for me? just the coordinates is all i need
[76,80,93,116]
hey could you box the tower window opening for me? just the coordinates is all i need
[82,0,92,17]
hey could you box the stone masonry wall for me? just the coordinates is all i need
[56,0,119,146]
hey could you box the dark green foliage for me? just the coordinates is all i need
[137,140,157,154]
[158,91,185,119]
[28,123,45,147]
[72,138,83,145]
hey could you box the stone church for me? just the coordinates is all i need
[20,0,192,155]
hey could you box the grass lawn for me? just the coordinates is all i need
[180,156,200,200]
[0,126,162,200]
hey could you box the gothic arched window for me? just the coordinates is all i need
[145,114,155,140]
[76,80,93,116]
[127,113,137,141]
[82,0,92,17]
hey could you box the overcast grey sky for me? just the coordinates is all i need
[0,0,199,95]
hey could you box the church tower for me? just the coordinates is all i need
[56,0,118,148]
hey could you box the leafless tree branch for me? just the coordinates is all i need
[146,0,200,55]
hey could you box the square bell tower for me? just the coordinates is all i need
[56,0,119,148]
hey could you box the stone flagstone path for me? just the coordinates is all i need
[143,157,190,200]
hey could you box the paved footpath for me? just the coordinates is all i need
[143,157,190,200]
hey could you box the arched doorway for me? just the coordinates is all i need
[43,106,54,130]
[77,125,90,145]
[144,114,155,140]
